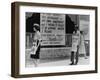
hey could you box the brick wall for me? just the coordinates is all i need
[40,47,71,59]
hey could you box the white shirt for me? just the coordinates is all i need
[34,31,41,41]
[71,30,80,52]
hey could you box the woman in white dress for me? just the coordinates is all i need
[30,23,42,67]
[79,31,87,59]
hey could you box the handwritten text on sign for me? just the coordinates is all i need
[40,13,65,46]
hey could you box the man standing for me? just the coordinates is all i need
[70,26,80,65]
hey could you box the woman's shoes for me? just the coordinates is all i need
[30,54,38,67]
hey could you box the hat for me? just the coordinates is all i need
[33,23,39,27]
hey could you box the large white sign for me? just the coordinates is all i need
[40,13,65,46]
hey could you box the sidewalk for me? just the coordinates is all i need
[26,56,90,67]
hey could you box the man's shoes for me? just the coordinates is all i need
[74,61,78,65]
[74,63,78,65]
[69,62,74,65]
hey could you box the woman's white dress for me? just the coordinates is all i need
[79,34,86,56]
[30,31,41,55]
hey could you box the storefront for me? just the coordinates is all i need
[26,13,89,59]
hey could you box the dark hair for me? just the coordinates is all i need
[33,23,40,31]
[80,31,84,34]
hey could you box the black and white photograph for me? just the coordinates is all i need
[25,12,90,67]
[11,2,97,78]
